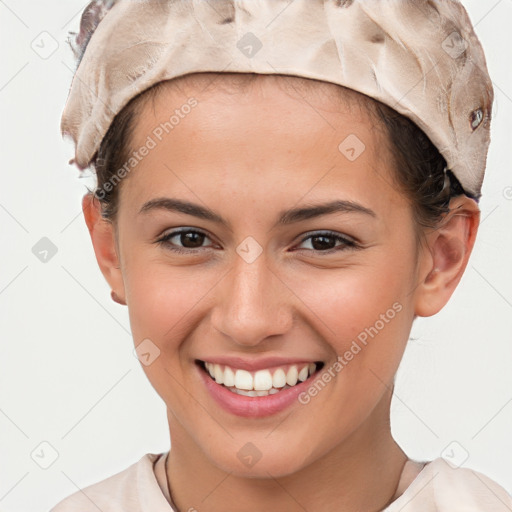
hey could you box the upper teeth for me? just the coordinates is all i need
[204,362,317,391]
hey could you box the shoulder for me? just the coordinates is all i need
[386,457,512,511]
[49,452,171,512]
[429,458,512,510]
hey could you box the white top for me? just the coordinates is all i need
[50,452,512,511]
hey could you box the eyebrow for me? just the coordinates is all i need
[139,197,376,228]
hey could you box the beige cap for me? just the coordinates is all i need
[61,0,494,197]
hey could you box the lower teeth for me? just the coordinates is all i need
[227,385,291,396]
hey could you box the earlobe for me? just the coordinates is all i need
[111,289,127,305]
[413,197,480,317]
[82,193,126,305]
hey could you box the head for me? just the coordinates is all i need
[82,70,480,477]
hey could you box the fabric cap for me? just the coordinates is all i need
[61,0,494,198]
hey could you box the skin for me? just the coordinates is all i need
[83,74,480,512]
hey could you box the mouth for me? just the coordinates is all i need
[197,360,325,397]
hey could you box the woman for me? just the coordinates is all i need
[51,0,512,510]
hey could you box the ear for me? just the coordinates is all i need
[413,195,480,317]
[82,192,126,305]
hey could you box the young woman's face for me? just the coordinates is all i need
[112,76,426,476]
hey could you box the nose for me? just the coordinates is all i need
[210,254,293,347]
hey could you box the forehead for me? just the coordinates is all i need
[124,73,408,217]
[135,72,382,146]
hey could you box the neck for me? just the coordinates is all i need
[166,388,409,512]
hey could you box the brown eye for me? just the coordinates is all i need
[178,231,205,248]
[156,229,214,253]
[309,235,337,251]
[295,231,359,254]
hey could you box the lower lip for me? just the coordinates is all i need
[198,364,317,418]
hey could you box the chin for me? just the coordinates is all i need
[200,433,319,479]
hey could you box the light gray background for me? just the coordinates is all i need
[0,1,511,511]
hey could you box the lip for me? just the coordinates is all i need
[196,359,323,418]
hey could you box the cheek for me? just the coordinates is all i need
[123,264,217,410]
[291,265,412,433]
[284,253,416,400]
[291,261,410,340]
[123,260,219,352]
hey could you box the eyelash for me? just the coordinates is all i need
[155,228,360,255]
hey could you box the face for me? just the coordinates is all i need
[101,75,428,477]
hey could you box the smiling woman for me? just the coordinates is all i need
[51,1,512,511]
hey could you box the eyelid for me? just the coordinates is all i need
[297,230,358,244]
[155,227,217,251]
[293,230,360,252]
[155,228,361,254]
[299,229,360,244]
